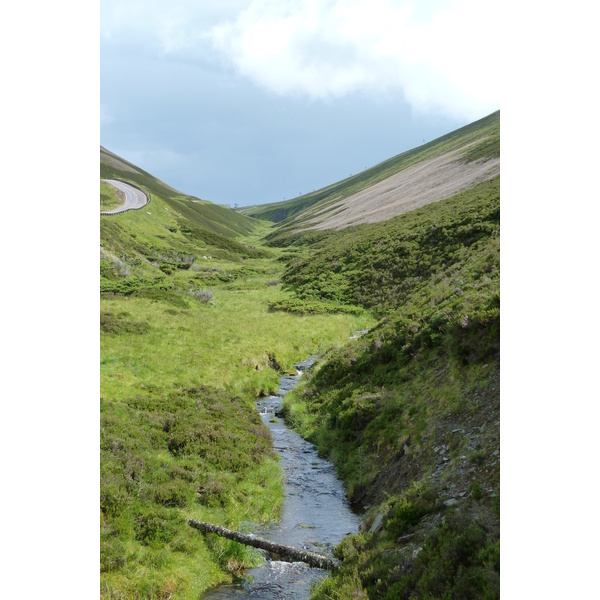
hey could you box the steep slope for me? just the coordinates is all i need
[271,119,500,598]
[240,110,499,239]
[100,147,270,289]
[101,146,257,239]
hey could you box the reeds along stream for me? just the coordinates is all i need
[202,357,363,599]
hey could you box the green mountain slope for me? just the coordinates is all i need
[100,147,272,290]
[101,146,257,239]
[279,177,500,597]
[239,110,499,241]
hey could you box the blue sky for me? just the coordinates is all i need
[100,0,500,206]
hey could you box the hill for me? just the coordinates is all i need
[239,110,499,240]
[101,145,259,237]
[273,115,500,598]
[280,175,500,597]
[100,147,272,286]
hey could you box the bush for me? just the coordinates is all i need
[100,537,127,572]
[100,276,168,296]
[100,312,151,335]
[385,483,441,538]
[268,297,363,315]
[151,480,192,507]
[100,477,130,517]
[412,513,499,599]
[100,250,131,278]
[134,506,181,547]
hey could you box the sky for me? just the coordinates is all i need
[100,0,501,206]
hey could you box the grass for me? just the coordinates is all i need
[99,155,375,597]
[101,285,373,401]
[279,176,499,317]
[276,175,500,599]
[101,180,125,211]
[101,282,373,598]
[312,505,499,600]
[100,109,499,599]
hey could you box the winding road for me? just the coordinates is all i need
[101,179,149,215]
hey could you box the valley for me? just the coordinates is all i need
[100,110,499,599]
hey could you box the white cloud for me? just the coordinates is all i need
[101,0,500,120]
[209,0,500,120]
[100,1,252,48]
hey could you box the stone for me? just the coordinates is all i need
[369,513,384,534]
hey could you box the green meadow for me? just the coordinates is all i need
[101,282,372,598]
[100,164,374,597]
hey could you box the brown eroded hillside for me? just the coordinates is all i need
[300,141,499,231]
[241,110,500,242]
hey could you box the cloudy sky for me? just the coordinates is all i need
[100,0,500,206]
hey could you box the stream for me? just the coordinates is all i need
[202,357,363,599]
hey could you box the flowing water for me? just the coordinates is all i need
[202,357,363,599]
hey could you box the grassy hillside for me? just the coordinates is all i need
[279,176,500,598]
[100,148,272,288]
[238,110,499,238]
[99,149,373,598]
[101,147,257,240]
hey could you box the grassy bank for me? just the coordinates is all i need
[100,161,374,598]
[101,180,125,211]
[278,177,500,598]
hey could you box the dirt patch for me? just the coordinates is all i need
[301,147,500,231]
